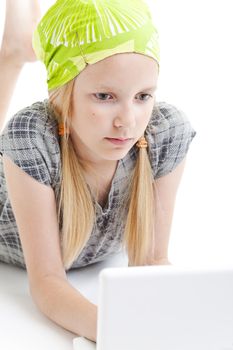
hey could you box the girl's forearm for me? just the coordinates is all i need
[0,53,24,131]
[30,275,97,342]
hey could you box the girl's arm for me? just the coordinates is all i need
[2,154,97,342]
[0,0,40,131]
[149,157,187,265]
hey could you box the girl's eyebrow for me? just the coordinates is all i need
[143,86,157,91]
[94,85,157,91]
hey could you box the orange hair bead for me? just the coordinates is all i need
[136,137,148,148]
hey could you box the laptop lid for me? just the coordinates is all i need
[96,265,233,350]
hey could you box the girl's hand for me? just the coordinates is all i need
[1,0,41,65]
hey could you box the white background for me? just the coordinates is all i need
[0,0,233,267]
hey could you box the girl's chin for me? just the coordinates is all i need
[101,150,130,162]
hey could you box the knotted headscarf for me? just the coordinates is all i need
[32,0,160,91]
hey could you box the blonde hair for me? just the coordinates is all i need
[49,79,157,269]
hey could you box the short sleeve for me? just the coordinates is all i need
[145,101,197,179]
[0,100,61,189]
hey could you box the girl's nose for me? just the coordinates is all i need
[113,105,136,129]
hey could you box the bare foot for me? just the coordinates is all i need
[1,0,41,65]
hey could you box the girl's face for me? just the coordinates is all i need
[70,53,159,167]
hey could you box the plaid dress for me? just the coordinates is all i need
[0,100,196,269]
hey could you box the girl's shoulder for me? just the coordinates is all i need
[1,99,59,140]
[147,100,195,133]
[144,101,197,179]
[0,99,61,189]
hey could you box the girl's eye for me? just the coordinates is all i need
[137,94,153,101]
[94,93,112,100]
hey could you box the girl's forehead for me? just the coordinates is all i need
[88,52,158,70]
[74,53,159,84]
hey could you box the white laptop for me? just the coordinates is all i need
[73,265,233,350]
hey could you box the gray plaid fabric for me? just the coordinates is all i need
[0,100,196,270]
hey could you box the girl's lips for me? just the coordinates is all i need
[105,137,132,145]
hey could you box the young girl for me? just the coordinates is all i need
[0,0,196,342]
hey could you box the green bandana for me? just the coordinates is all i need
[32,0,160,91]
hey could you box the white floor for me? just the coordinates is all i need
[0,253,128,350]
